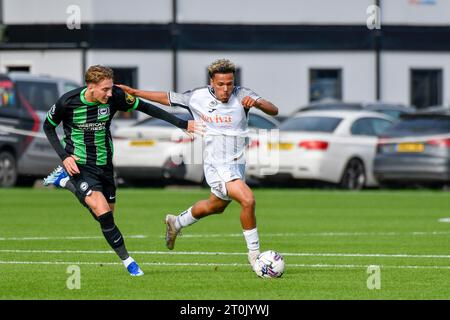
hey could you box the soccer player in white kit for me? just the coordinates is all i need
[118,59,278,267]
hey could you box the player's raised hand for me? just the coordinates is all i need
[63,155,80,176]
[116,84,137,95]
[241,96,259,109]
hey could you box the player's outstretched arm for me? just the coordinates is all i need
[136,101,204,136]
[242,96,278,116]
[117,84,170,106]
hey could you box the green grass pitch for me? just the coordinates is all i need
[0,188,449,300]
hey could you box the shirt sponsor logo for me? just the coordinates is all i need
[75,122,106,131]
[200,113,232,124]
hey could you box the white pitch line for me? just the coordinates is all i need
[0,260,449,270]
[1,231,449,241]
[2,249,450,259]
[180,231,450,237]
[0,235,147,241]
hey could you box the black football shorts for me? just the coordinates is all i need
[71,164,116,204]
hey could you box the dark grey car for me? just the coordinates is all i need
[374,112,450,187]
[0,73,79,187]
[295,100,363,113]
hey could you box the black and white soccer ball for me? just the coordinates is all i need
[253,250,285,278]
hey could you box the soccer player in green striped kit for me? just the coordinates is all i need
[43,65,202,276]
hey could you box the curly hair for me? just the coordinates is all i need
[207,59,236,78]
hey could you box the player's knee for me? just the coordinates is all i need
[241,196,255,210]
[85,194,109,216]
[86,200,101,213]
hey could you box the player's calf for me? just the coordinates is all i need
[98,211,143,276]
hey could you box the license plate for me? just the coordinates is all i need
[396,143,424,153]
[129,140,155,147]
[268,142,294,150]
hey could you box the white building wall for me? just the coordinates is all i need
[2,0,172,24]
[87,50,173,121]
[381,0,450,26]
[0,50,82,83]
[177,51,376,115]
[87,50,173,90]
[177,0,375,24]
[4,0,450,26]
[2,1,450,115]
[381,52,450,107]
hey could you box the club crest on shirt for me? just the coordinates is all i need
[207,100,218,113]
[125,92,136,105]
[208,100,218,108]
[98,106,110,116]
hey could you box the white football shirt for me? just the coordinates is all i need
[169,86,261,164]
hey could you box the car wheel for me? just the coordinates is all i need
[340,158,366,190]
[0,151,18,188]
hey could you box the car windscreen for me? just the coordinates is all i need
[15,81,59,112]
[279,116,342,132]
[374,109,406,119]
[136,113,193,127]
[384,116,450,136]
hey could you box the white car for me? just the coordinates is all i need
[246,110,395,189]
[113,109,279,185]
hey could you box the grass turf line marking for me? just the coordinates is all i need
[1,230,449,241]
[2,249,450,259]
[0,260,449,270]
[0,235,147,241]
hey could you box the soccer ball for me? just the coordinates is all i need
[253,250,285,278]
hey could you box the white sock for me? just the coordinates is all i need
[175,207,198,230]
[122,256,134,268]
[243,228,260,251]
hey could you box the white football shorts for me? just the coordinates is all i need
[204,162,246,201]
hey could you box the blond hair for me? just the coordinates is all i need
[85,65,114,84]
[207,59,236,78]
